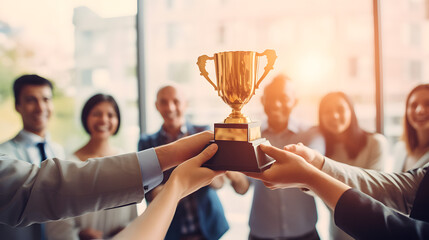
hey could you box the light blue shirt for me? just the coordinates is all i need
[249,118,325,238]
[0,130,163,195]
[136,148,163,194]
[0,130,65,166]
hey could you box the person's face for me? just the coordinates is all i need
[156,86,186,129]
[407,89,429,133]
[320,96,352,135]
[86,101,119,139]
[15,85,53,137]
[261,81,297,130]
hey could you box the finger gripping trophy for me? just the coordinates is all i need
[197,50,277,172]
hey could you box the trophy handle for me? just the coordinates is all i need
[255,49,277,88]
[197,55,217,90]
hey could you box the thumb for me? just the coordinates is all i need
[260,144,287,161]
[283,144,297,152]
[191,143,218,166]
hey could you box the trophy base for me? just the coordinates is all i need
[202,138,275,172]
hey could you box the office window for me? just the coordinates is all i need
[0,1,138,154]
[349,57,358,78]
[408,23,421,46]
[409,60,422,81]
[381,0,429,143]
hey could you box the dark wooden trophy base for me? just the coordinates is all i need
[202,122,275,172]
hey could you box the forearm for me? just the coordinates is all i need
[305,166,351,210]
[334,189,429,239]
[0,154,144,227]
[322,158,425,213]
[113,182,181,240]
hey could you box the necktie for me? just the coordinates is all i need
[36,142,48,240]
[36,142,47,163]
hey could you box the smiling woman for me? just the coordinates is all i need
[45,93,137,240]
[317,91,390,240]
[390,84,429,173]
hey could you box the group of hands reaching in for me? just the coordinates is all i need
[114,130,350,239]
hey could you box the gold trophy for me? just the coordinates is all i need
[197,50,277,172]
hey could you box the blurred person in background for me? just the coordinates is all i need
[391,84,429,172]
[246,143,429,240]
[0,74,65,240]
[241,74,325,240]
[46,94,137,240]
[138,84,232,240]
[318,91,390,240]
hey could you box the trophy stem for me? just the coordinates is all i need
[224,109,251,123]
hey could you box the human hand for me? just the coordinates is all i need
[165,144,225,199]
[209,172,250,194]
[210,175,225,189]
[283,143,325,170]
[225,171,250,195]
[246,144,319,190]
[78,228,103,240]
[155,131,213,171]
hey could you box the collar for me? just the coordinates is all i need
[160,124,188,140]
[263,117,300,135]
[15,129,50,145]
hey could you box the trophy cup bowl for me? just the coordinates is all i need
[197,50,277,172]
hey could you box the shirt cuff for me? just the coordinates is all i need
[136,148,163,194]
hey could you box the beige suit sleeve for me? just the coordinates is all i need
[322,157,427,214]
[0,153,144,227]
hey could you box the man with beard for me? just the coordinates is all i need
[0,74,65,240]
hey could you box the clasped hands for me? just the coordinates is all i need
[157,131,324,201]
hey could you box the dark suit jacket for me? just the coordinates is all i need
[334,169,429,240]
[138,123,229,240]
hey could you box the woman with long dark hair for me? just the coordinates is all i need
[318,91,389,240]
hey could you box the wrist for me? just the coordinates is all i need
[163,177,183,201]
[154,143,177,172]
[312,151,325,170]
[302,164,325,190]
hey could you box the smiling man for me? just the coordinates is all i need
[245,74,326,240]
[0,74,65,240]
[138,84,229,240]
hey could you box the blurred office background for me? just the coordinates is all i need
[1,0,429,239]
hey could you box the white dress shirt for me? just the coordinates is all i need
[0,130,65,166]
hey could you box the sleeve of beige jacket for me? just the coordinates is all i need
[0,153,144,227]
[322,157,428,214]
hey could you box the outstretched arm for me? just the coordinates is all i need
[283,143,425,214]
[113,144,224,240]
[0,131,214,227]
[247,144,429,240]
[247,144,350,210]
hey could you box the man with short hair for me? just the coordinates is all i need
[246,74,326,240]
[138,84,229,240]
[0,74,65,240]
